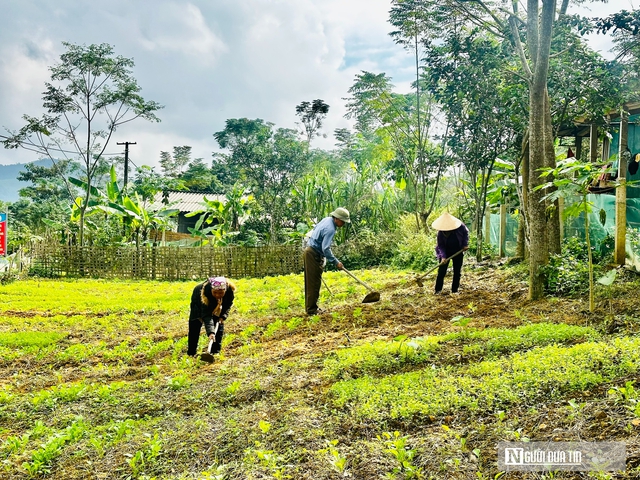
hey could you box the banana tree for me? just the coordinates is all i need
[224,184,253,231]
[185,188,254,246]
[71,166,179,246]
[185,197,227,246]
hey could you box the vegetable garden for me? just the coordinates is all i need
[2,263,640,479]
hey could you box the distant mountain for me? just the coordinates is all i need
[0,159,53,203]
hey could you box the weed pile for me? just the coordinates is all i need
[1,264,640,479]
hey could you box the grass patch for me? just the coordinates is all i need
[330,337,640,420]
[0,331,66,348]
[324,323,597,379]
[2,272,640,479]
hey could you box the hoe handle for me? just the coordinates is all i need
[417,248,466,282]
[206,322,220,353]
[321,276,333,295]
[342,267,375,293]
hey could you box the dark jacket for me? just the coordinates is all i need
[189,282,235,336]
[435,224,469,261]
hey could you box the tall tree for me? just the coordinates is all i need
[2,42,162,245]
[159,145,192,178]
[295,99,330,151]
[131,165,181,203]
[396,0,559,298]
[345,72,446,231]
[425,28,521,260]
[213,118,308,242]
[511,0,558,299]
[180,157,216,192]
[387,0,450,231]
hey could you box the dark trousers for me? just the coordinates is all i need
[187,319,224,356]
[435,253,464,293]
[303,246,323,315]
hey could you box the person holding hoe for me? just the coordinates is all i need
[187,276,236,358]
[303,207,350,315]
[432,212,469,294]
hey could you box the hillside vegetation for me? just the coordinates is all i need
[1,265,640,479]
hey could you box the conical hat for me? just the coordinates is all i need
[431,212,462,231]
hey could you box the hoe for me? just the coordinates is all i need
[415,249,465,288]
[200,322,220,363]
[342,267,380,303]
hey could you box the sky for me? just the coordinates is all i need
[0,0,630,171]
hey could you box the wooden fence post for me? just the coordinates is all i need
[615,107,629,266]
[499,203,507,258]
[485,207,491,253]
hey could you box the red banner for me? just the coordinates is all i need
[0,213,6,256]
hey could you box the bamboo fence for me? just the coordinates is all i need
[29,243,304,280]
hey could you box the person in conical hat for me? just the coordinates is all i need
[432,212,469,294]
[303,207,350,315]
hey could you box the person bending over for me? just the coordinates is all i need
[432,212,469,294]
[187,276,236,356]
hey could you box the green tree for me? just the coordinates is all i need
[2,42,162,245]
[209,152,242,194]
[295,99,330,151]
[180,157,216,192]
[131,165,181,204]
[213,118,308,242]
[159,146,192,178]
[395,0,566,298]
[425,28,521,260]
[17,159,76,206]
[345,72,445,231]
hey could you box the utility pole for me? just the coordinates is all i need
[117,141,137,189]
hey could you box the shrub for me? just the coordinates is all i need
[334,228,398,269]
[27,264,60,279]
[542,237,605,296]
[389,215,437,271]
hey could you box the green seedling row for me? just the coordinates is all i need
[331,336,640,420]
[324,322,598,379]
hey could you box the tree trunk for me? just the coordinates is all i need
[528,86,549,299]
[520,133,530,260]
[526,0,555,300]
[476,203,484,262]
[517,211,526,258]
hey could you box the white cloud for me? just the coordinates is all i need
[0,0,628,168]
[137,2,227,64]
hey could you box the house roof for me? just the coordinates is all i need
[558,102,640,138]
[149,191,224,213]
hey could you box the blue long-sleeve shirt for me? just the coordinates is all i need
[307,216,340,265]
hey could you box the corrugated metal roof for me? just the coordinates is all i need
[149,191,225,212]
